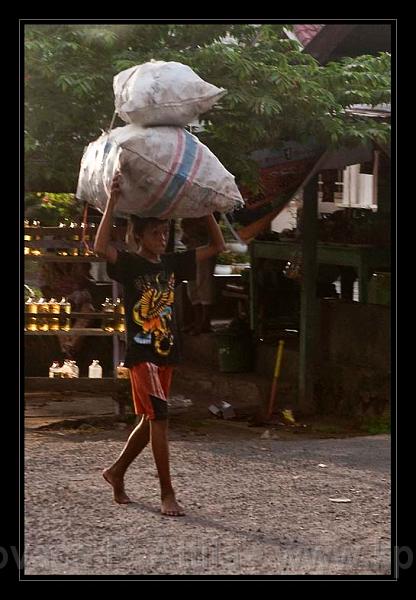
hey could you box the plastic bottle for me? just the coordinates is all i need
[37,298,49,331]
[114,297,126,333]
[25,297,37,331]
[116,362,129,379]
[69,222,79,256]
[49,361,61,378]
[61,359,74,378]
[89,360,103,378]
[48,298,60,331]
[59,297,71,331]
[102,298,115,332]
[69,360,80,378]
[24,222,32,255]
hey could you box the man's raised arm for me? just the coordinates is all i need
[93,172,121,264]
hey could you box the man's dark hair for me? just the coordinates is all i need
[130,215,170,238]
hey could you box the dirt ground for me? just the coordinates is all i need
[24,414,391,577]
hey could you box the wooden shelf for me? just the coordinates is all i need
[25,377,131,416]
[24,230,126,411]
[24,312,122,318]
[251,241,391,267]
[24,328,125,336]
[24,255,104,263]
[222,290,249,300]
[25,377,130,393]
[249,240,391,336]
[24,226,95,235]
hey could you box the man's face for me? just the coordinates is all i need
[139,222,169,255]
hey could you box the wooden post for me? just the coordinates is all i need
[357,252,370,304]
[377,151,391,217]
[112,281,120,378]
[249,242,257,334]
[298,175,319,413]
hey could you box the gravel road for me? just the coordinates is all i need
[24,425,391,576]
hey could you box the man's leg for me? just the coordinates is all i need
[198,257,216,333]
[187,303,202,335]
[150,419,185,516]
[182,303,200,333]
[200,304,213,333]
[103,416,150,504]
[184,281,200,333]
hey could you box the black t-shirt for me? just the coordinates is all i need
[107,249,196,368]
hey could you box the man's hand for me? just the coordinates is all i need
[195,213,226,262]
[108,170,122,208]
[94,170,122,263]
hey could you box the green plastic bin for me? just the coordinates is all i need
[368,272,391,306]
[216,331,253,373]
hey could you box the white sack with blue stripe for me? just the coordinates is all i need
[114,61,226,127]
[76,124,244,218]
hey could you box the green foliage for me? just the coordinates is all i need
[24,284,43,301]
[216,251,250,265]
[25,191,81,225]
[359,413,391,435]
[25,24,391,194]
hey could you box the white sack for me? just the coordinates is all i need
[76,124,244,219]
[113,60,226,126]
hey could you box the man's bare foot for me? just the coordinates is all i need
[102,468,132,504]
[161,494,185,517]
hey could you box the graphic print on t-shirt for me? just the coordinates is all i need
[132,271,175,357]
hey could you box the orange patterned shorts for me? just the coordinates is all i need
[129,362,173,420]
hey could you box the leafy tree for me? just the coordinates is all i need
[24,24,390,194]
[24,192,81,225]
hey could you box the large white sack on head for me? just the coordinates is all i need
[76,124,244,219]
[113,60,226,126]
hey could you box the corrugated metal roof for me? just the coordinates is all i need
[346,103,391,118]
[293,24,324,47]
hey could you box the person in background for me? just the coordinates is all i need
[39,262,96,357]
[181,216,218,335]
